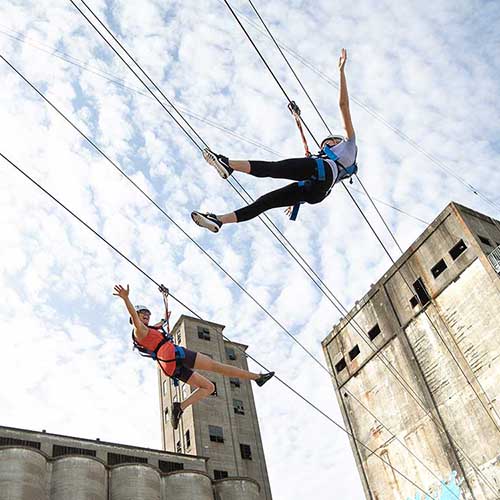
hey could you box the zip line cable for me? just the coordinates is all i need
[3,44,491,500]
[222,1,500,223]
[243,0,500,461]
[26,2,497,492]
[236,0,500,433]
[4,61,487,500]
[1,55,469,499]
[0,27,430,228]
[52,2,497,490]
[221,0,500,493]
[1,150,438,500]
[246,0,331,136]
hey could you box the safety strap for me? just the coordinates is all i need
[289,159,326,221]
[288,101,311,157]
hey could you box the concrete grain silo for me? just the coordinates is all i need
[110,464,161,500]
[214,478,261,500]
[163,470,213,500]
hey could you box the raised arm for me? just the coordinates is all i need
[113,284,148,339]
[338,48,355,140]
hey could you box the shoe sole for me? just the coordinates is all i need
[203,150,231,179]
[191,212,220,233]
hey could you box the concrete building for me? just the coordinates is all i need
[322,202,500,500]
[0,425,261,499]
[159,315,272,500]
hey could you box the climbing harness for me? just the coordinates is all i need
[131,284,184,385]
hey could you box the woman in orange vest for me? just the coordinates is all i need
[114,284,274,430]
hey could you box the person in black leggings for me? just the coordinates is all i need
[191,48,356,233]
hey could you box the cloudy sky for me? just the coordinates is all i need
[1,1,499,499]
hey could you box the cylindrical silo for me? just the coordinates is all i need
[214,478,261,500]
[110,464,161,500]
[163,470,213,500]
[50,456,107,500]
[0,447,48,500]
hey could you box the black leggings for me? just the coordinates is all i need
[234,158,334,222]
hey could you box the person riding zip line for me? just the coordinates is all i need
[191,48,357,232]
[113,284,274,430]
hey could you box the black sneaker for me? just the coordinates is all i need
[171,402,183,430]
[255,372,275,387]
[203,148,233,179]
[191,211,222,233]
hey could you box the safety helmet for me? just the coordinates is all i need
[321,134,344,148]
[129,305,151,324]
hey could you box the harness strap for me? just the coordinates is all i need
[314,158,326,181]
[322,145,339,162]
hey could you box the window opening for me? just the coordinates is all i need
[431,259,448,279]
[348,345,360,361]
[209,425,224,443]
[335,357,347,373]
[413,278,430,306]
[368,324,381,341]
[449,239,467,260]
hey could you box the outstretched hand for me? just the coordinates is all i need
[338,48,347,71]
[113,284,129,299]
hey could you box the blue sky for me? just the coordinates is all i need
[1,1,500,499]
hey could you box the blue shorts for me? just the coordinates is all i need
[173,348,197,383]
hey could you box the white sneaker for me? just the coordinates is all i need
[203,148,233,179]
[191,211,222,233]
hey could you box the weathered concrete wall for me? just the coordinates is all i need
[162,315,273,500]
[322,202,500,500]
[50,456,106,500]
[0,447,265,500]
[214,478,261,500]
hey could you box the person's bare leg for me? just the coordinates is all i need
[217,212,237,224]
[228,160,251,173]
[194,353,259,380]
[180,372,215,411]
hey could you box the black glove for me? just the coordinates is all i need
[288,100,301,116]
[159,284,169,295]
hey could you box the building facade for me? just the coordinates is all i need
[322,202,500,500]
[0,425,261,499]
[160,315,272,500]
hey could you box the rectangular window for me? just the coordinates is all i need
[478,235,492,247]
[335,357,347,373]
[185,430,191,449]
[208,425,224,443]
[211,381,217,396]
[240,443,252,460]
[159,460,184,473]
[197,326,211,341]
[164,407,169,423]
[431,258,448,279]
[52,445,96,458]
[230,377,240,388]
[107,453,148,466]
[176,440,182,453]
[449,239,467,260]
[0,437,41,449]
[225,347,236,360]
[177,332,182,344]
[163,380,168,395]
[413,278,430,306]
[409,295,419,308]
[348,345,360,361]
[368,324,381,341]
[214,469,229,480]
[233,399,245,415]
